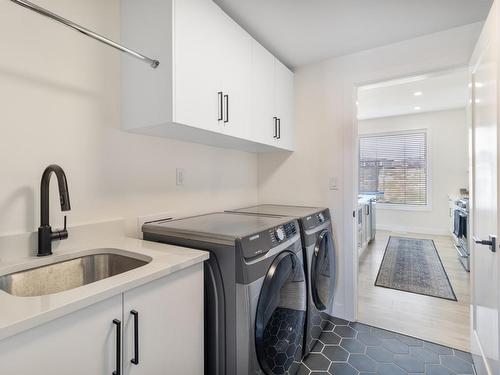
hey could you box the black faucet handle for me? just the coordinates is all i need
[51,216,69,241]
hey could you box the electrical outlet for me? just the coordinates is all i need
[176,168,184,186]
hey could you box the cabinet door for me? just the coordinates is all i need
[250,40,276,144]
[0,295,122,375]
[123,264,204,375]
[217,11,252,139]
[274,60,295,150]
[174,0,222,132]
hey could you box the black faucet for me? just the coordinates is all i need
[38,165,71,256]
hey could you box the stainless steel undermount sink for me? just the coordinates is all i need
[0,252,150,297]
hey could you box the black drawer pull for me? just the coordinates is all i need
[277,118,281,139]
[273,117,278,138]
[224,94,229,123]
[217,92,223,121]
[131,310,139,365]
[113,319,121,375]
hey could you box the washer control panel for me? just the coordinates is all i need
[274,227,286,242]
[239,220,299,259]
[270,222,297,244]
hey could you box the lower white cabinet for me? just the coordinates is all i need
[123,264,204,375]
[0,295,122,375]
[0,263,204,375]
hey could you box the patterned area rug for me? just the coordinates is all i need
[375,236,457,301]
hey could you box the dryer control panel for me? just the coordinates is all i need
[238,220,299,259]
[301,209,331,231]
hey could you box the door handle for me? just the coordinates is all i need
[217,92,223,121]
[223,94,229,123]
[112,319,121,375]
[273,117,278,138]
[130,310,139,365]
[473,235,497,252]
[277,118,281,139]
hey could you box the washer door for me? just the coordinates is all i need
[255,251,307,375]
[311,229,336,311]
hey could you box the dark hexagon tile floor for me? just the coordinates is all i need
[298,315,475,375]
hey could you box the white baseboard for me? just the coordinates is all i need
[376,224,449,236]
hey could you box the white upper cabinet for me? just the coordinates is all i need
[217,14,252,140]
[250,40,276,145]
[173,0,222,133]
[249,42,295,150]
[121,0,294,152]
[274,60,295,150]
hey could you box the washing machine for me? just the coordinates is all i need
[142,212,307,375]
[226,205,337,357]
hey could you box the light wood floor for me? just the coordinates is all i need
[357,230,471,351]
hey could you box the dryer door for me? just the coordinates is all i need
[311,229,336,311]
[255,251,307,375]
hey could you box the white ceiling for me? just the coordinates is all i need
[213,0,492,68]
[357,69,469,120]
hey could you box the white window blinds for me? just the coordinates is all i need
[359,131,428,206]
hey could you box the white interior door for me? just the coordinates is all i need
[470,2,500,373]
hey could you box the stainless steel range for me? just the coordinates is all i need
[452,198,470,272]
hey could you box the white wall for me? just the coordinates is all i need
[0,0,258,237]
[0,0,483,322]
[258,22,482,320]
[358,109,468,235]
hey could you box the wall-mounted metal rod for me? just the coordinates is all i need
[8,0,160,69]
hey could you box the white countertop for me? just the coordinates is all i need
[0,221,209,341]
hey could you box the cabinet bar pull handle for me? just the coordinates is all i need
[217,92,223,121]
[224,94,229,123]
[113,319,121,375]
[131,310,139,365]
[273,117,278,138]
[277,118,281,139]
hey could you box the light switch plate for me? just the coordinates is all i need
[176,168,184,186]
[329,177,339,190]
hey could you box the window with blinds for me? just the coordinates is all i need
[359,131,428,206]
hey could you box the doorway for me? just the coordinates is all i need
[354,69,471,351]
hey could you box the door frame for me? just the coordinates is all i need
[347,66,471,321]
